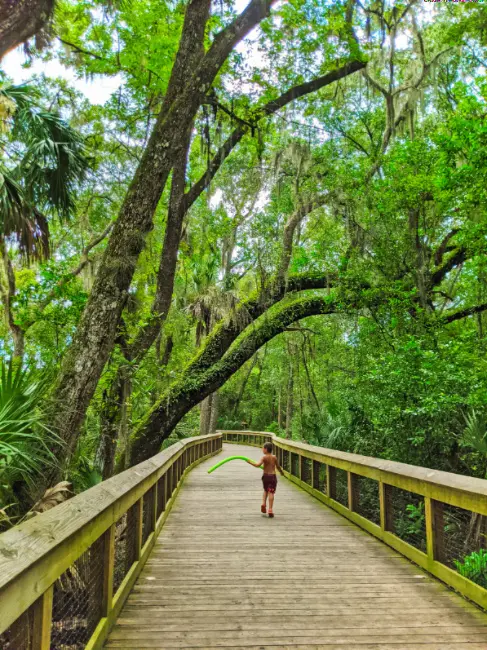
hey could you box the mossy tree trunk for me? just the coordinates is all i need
[209,392,219,433]
[285,363,294,439]
[129,294,337,465]
[199,396,212,436]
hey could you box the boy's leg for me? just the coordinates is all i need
[268,492,275,512]
[261,490,268,513]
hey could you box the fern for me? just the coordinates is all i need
[454,549,487,589]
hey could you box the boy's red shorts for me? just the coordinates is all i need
[262,474,277,493]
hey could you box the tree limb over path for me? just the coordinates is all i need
[130,293,338,464]
[128,234,482,466]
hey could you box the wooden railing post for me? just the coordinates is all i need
[162,472,168,511]
[348,472,359,512]
[32,585,53,650]
[102,524,115,617]
[151,484,158,532]
[379,481,394,532]
[298,455,303,481]
[168,464,173,499]
[327,465,336,500]
[425,497,445,564]
[135,498,143,560]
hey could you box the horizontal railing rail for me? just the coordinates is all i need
[0,433,222,650]
[220,430,487,609]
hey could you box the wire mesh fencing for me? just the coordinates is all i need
[51,534,105,650]
[442,503,487,588]
[156,474,166,518]
[166,466,174,501]
[282,449,290,473]
[290,452,299,477]
[353,475,381,525]
[313,461,327,494]
[113,504,138,596]
[334,468,349,507]
[301,457,312,485]
[0,606,35,650]
[0,437,217,650]
[388,486,426,552]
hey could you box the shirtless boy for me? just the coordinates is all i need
[247,442,284,518]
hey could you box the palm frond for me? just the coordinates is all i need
[29,481,72,515]
[0,82,91,259]
[0,176,51,259]
[19,108,91,218]
[461,410,487,455]
[0,359,61,486]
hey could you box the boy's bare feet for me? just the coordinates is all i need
[261,505,267,514]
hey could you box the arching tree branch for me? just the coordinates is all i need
[187,271,339,377]
[430,247,467,287]
[129,294,338,464]
[443,302,487,324]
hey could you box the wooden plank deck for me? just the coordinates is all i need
[104,444,487,649]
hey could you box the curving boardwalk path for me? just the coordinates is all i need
[105,444,487,649]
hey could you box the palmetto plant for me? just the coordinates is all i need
[0,81,90,258]
[461,410,487,458]
[0,359,60,502]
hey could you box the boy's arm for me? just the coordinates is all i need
[247,456,264,468]
[276,458,284,475]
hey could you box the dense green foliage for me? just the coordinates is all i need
[1,0,487,526]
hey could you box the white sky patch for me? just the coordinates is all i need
[395,32,409,50]
[1,47,122,104]
[209,188,223,209]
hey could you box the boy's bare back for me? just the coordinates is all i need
[261,453,280,475]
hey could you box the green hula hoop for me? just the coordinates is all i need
[208,455,262,474]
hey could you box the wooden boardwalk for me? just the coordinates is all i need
[104,444,487,649]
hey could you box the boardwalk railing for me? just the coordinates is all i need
[221,430,487,609]
[0,433,221,650]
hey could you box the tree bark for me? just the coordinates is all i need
[119,373,132,470]
[160,334,174,367]
[209,392,219,433]
[277,198,328,283]
[0,0,54,60]
[199,395,212,435]
[0,240,26,361]
[285,358,294,439]
[96,374,125,480]
[66,58,363,484]
[129,127,193,362]
[184,272,339,378]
